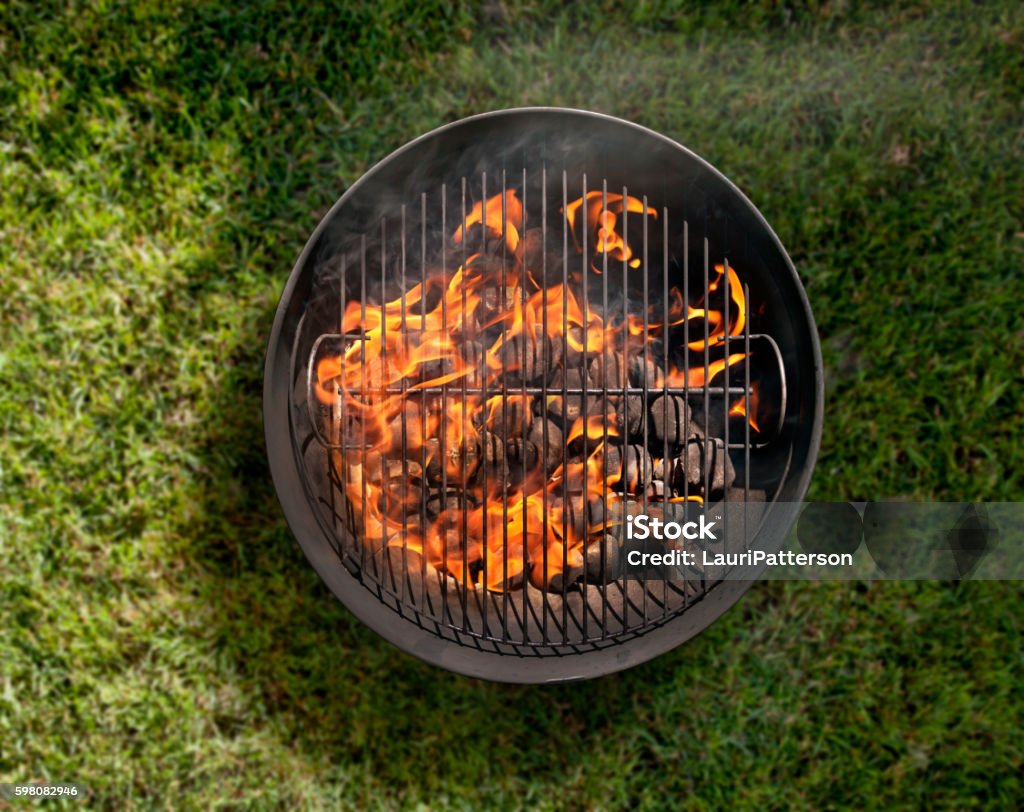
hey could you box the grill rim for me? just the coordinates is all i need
[264,107,824,683]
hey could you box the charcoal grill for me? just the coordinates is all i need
[264,108,823,682]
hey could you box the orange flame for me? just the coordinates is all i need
[318,188,761,592]
[729,382,761,433]
[563,191,657,272]
[453,190,523,252]
[566,414,620,445]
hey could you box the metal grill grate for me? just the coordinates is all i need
[303,170,786,654]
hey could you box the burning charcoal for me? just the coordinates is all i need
[457,439,482,484]
[557,493,598,536]
[679,441,703,490]
[432,523,470,571]
[651,456,670,481]
[498,329,562,383]
[458,222,517,259]
[383,479,423,520]
[417,341,482,385]
[423,443,442,484]
[546,367,598,426]
[585,494,612,533]
[426,489,472,519]
[678,438,736,495]
[477,285,510,327]
[566,451,585,464]
[602,444,654,492]
[421,393,446,419]
[678,442,701,490]
[565,411,620,456]
[528,536,585,593]
[555,494,636,546]
[424,437,480,485]
[629,355,665,389]
[484,394,534,438]
[705,441,736,494]
[527,418,564,473]
[690,416,705,440]
[479,431,508,481]
[370,545,428,595]
[590,351,664,389]
[528,559,584,593]
[505,437,538,473]
[380,401,423,453]
[518,227,544,271]
[361,449,384,483]
[689,390,763,443]
[477,564,525,594]
[478,283,516,314]
[564,326,585,367]
[384,458,423,481]
[325,409,363,447]
[601,499,643,528]
[588,351,627,388]
[585,533,624,584]
[613,394,645,436]
[387,544,424,575]
[460,340,485,384]
[544,567,582,593]
[645,479,668,501]
[539,329,565,375]
[650,394,691,447]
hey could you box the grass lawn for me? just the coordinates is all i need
[1,1,1022,808]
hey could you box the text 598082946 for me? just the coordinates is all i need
[0,783,84,800]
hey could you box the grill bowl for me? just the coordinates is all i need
[264,108,823,682]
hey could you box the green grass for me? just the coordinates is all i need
[1,1,1022,808]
